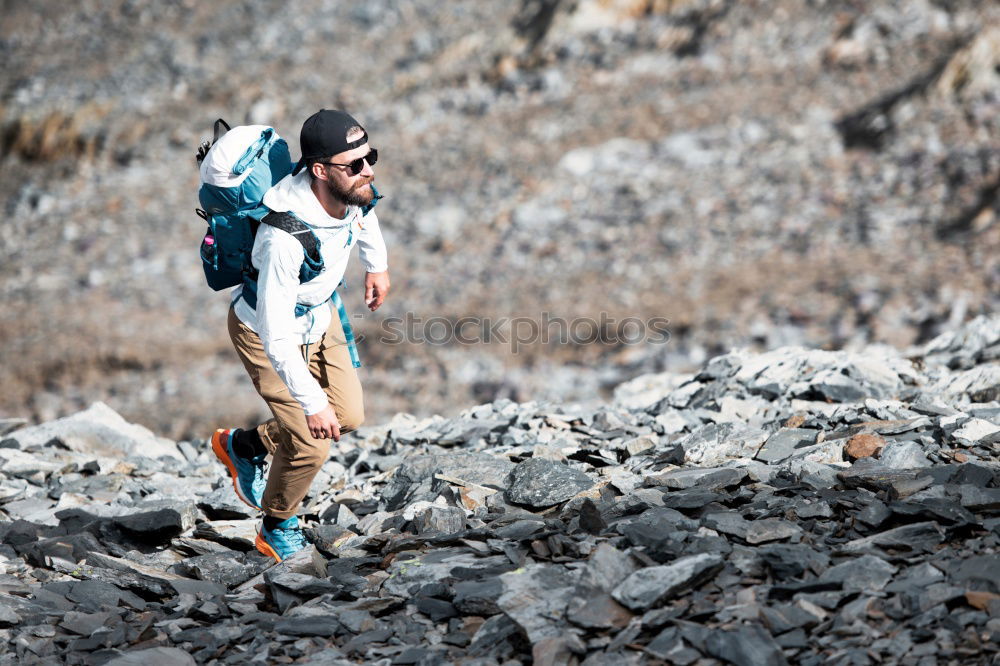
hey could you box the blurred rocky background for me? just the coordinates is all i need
[2,0,998,440]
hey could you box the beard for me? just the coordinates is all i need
[326,176,375,207]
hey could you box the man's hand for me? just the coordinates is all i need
[365,270,390,311]
[306,406,341,441]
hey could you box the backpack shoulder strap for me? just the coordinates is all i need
[260,211,321,264]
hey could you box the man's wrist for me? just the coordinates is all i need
[302,398,329,416]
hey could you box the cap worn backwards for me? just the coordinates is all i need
[292,109,368,175]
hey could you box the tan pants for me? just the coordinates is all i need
[227,306,364,519]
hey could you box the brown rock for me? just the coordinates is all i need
[783,414,806,428]
[845,433,886,460]
[965,590,1000,611]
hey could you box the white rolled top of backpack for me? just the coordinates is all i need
[199,125,279,188]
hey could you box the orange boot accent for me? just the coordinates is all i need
[255,531,283,562]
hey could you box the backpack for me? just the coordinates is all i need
[196,119,292,290]
[194,119,381,368]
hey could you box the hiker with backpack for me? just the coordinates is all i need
[197,109,389,561]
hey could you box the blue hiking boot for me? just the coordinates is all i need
[211,428,267,511]
[256,516,308,562]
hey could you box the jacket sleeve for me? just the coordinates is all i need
[254,229,329,416]
[356,211,388,273]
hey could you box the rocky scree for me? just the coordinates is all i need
[0,315,998,664]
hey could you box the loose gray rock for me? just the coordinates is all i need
[821,555,897,592]
[754,428,818,464]
[705,623,788,666]
[505,458,594,508]
[497,563,579,645]
[4,403,183,461]
[103,647,197,666]
[612,553,724,611]
[114,500,198,540]
[879,441,932,469]
[415,504,466,534]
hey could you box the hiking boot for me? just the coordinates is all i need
[256,516,308,562]
[211,428,267,511]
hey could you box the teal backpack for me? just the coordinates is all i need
[195,119,380,368]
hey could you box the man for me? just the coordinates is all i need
[211,109,390,561]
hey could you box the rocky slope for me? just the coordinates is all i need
[1,1,999,439]
[0,314,997,664]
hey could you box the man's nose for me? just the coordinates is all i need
[359,158,374,177]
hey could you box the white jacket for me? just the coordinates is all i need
[233,170,388,415]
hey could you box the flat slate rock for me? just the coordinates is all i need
[114,500,198,541]
[4,402,183,461]
[497,563,579,644]
[645,466,747,490]
[505,458,594,508]
[612,553,724,611]
[754,428,818,464]
[103,647,197,666]
[705,623,788,666]
[820,554,897,591]
[197,484,257,520]
[841,521,944,553]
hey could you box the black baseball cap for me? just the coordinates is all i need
[292,109,368,175]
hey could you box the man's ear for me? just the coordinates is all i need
[311,161,329,181]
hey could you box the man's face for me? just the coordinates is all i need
[321,141,376,207]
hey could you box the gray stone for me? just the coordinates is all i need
[745,518,803,545]
[578,497,607,534]
[4,402,183,461]
[702,512,751,540]
[434,418,510,446]
[192,519,258,550]
[879,441,932,469]
[505,458,594,508]
[811,369,870,403]
[760,603,823,633]
[469,614,523,658]
[103,648,197,666]
[567,592,633,629]
[952,418,1000,446]
[705,623,788,666]
[677,423,770,466]
[0,418,28,438]
[172,551,270,587]
[197,484,257,520]
[645,466,747,490]
[382,451,514,510]
[114,500,198,540]
[612,553,724,611]
[580,543,639,592]
[956,485,1000,511]
[453,577,504,616]
[84,552,196,595]
[415,505,466,535]
[383,550,510,598]
[59,610,112,636]
[0,603,19,628]
[497,563,579,644]
[0,448,64,477]
[755,428,818,464]
[821,555,897,591]
[274,615,341,637]
[841,522,944,553]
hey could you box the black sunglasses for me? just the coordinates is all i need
[323,149,378,175]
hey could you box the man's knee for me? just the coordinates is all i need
[337,404,365,434]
